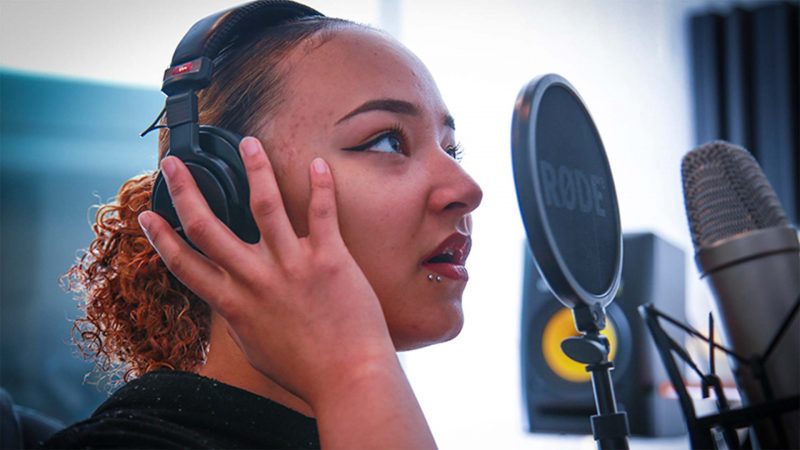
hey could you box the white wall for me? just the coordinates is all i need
[395,1,714,448]
[0,0,385,87]
[1,1,737,448]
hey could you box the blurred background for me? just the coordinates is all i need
[1,1,797,449]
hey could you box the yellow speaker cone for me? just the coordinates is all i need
[541,307,617,383]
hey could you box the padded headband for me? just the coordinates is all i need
[158,0,324,157]
[163,0,323,95]
[150,1,325,244]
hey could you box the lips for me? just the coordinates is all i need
[421,233,471,281]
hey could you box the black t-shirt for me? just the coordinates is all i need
[45,370,320,449]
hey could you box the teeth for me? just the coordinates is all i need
[428,250,456,264]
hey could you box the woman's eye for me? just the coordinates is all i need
[370,133,402,153]
[446,143,464,163]
[344,131,403,154]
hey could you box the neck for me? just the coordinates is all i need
[197,313,314,418]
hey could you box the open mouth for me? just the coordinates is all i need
[426,250,457,264]
[422,233,471,281]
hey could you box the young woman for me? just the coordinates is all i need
[46,1,482,448]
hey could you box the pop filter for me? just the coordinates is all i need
[512,74,630,449]
[512,74,622,311]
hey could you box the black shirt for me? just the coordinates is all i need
[45,370,320,449]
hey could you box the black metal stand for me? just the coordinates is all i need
[639,295,800,449]
[561,304,630,450]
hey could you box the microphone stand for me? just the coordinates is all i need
[640,297,800,449]
[562,303,630,450]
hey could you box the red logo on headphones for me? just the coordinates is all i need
[170,62,194,76]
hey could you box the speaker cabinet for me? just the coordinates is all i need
[521,232,686,437]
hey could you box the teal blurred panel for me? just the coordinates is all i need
[0,69,163,424]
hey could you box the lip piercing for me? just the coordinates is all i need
[427,274,442,282]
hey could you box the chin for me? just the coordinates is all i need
[391,303,464,351]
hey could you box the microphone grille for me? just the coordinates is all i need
[681,141,789,250]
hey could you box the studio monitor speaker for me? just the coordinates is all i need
[521,232,686,437]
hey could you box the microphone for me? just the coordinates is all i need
[681,140,800,449]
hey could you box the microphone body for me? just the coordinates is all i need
[683,141,800,449]
[698,226,799,402]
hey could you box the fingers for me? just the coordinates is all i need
[160,156,250,271]
[239,137,299,256]
[138,210,224,304]
[307,158,342,249]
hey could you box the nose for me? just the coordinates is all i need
[428,153,483,218]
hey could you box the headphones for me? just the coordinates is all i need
[150,1,323,244]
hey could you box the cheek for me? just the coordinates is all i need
[335,170,427,278]
[258,114,328,238]
[268,150,312,238]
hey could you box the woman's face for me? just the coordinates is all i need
[258,27,483,351]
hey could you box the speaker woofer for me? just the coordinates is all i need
[521,232,687,437]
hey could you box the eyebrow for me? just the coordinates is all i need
[335,98,456,130]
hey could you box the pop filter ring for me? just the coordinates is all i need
[512,74,622,312]
[513,74,630,449]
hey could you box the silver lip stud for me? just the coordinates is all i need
[435,275,443,283]
[427,274,435,281]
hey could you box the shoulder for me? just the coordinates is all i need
[43,410,207,449]
[43,371,219,449]
[43,370,320,449]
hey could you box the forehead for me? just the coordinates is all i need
[278,26,446,120]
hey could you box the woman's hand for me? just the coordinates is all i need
[138,137,435,449]
[138,136,390,402]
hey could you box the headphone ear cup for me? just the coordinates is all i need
[198,126,259,244]
[150,127,260,246]
[152,162,234,247]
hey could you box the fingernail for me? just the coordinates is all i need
[161,157,177,179]
[312,158,328,175]
[241,137,260,157]
[138,212,152,233]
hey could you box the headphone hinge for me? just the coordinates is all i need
[166,91,199,127]
[162,56,213,95]
[166,91,200,156]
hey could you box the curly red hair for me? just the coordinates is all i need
[65,173,210,382]
[65,17,356,383]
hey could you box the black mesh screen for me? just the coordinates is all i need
[681,140,789,249]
